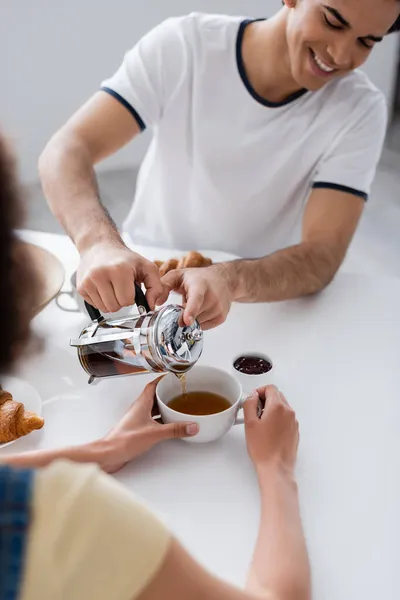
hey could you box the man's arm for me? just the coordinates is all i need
[39,90,139,252]
[39,92,165,311]
[226,187,364,302]
[163,187,363,328]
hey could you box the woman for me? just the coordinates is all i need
[0,135,311,600]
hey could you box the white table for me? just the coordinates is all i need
[3,231,400,600]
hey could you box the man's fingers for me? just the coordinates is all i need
[80,279,109,314]
[96,280,121,313]
[162,270,183,292]
[153,282,171,307]
[158,421,199,440]
[198,314,226,330]
[142,264,164,310]
[112,273,136,308]
[196,307,217,324]
[184,283,206,325]
[162,270,198,320]
[84,270,121,313]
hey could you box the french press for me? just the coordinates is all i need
[70,284,203,384]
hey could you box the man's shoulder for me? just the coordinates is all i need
[322,70,386,113]
[169,12,245,42]
[177,11,244,30]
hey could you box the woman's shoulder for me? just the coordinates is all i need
[21,460,171,600]
[34,458,99,491]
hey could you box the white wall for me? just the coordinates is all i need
[1,0,398,182]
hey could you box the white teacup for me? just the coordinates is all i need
[156,366,245,443]
[56,271,134,319]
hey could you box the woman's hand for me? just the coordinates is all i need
[101,377,199,473]
[1,378,198,473]
[243,385,299,478]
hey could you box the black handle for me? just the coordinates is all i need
[84,283,150,321]
[84,301,102,322]
[134,283,151,313]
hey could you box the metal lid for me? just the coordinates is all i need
[152,305,203,372]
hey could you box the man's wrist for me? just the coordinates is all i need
[213,260,247,301]
[75,225,125,254]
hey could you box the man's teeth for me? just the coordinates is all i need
[313,52,335,73]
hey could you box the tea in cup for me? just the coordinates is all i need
[156,366,245,443]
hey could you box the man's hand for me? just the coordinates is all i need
[162,265,233,330]
[77,242,169,313]
[102,377,199,473]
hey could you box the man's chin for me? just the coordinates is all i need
[296,73,332,92]
[289,67,317,93]
[296,66,348,92]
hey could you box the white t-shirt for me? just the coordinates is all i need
[101,12,387,258]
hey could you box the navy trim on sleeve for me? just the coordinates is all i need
[100,87,146,131]
[312,182,368,201]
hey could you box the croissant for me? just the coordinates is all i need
[0,389,44,443]
[156,251,212,276]
[177,251,212,269]
[159,258,179,277]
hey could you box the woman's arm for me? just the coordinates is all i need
[0,440,105,469]
[19,385,309,600]
[0,379,198,472]
[244,389,311,600]
[247,466,310,600]
[137,387,310,600]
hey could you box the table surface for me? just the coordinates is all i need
[3,231,400,600]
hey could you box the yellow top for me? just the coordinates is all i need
[20,461,171,600]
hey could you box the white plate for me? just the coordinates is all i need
[0,377,43,448]
[123,240,240,264]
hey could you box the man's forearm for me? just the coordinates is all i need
[247,466,311,600]
[39,133,124,253]
[221,240,343,303]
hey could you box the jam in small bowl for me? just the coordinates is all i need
[232,353,274,393]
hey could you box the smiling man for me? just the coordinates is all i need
[40,1,400,329]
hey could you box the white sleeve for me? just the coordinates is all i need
[101,17,188,130]
[312,95,387,200]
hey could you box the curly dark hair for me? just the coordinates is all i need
[0,135,40,376]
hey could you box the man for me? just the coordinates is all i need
[39,0,400,329]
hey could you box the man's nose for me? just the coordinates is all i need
[326,39,353,69]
